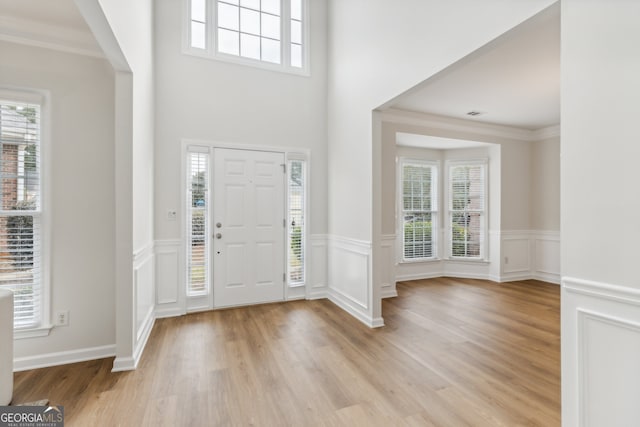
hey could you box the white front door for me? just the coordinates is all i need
[213,148,286,308]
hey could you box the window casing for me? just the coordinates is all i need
[287,158,305,286]
[400,159,438,261]
[448,161,487,260]
[187,0,309,74]
[186,148,210,297]
[0,97,43,330]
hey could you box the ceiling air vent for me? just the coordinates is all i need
[466,111,483,116]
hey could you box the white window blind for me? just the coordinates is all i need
[188,0,307,72]
[0,99,42,329]
[187,150,210,296]
[449,162,486,259]
[288,159,305,285]
[401,160,437,260]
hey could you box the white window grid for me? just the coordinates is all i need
[0,99,43,329]
[186,0,308,74]
[399,159,438,262]
[447,160,487,260]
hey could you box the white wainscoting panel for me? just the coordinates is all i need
[501,231,531,280]
[392,230,559,284]
[308,234,328,299]
[286,285,306,301]
[14,345,116,372]
[442,260,491,279]
[563,277,640,427]
[534,231,560,284]
[396,261,444,282]
[115,242,156,372]
[488,229,501,282]
[154,240,184,318]
[499,230,560,284]
[134,249,154,341]
[328,235,377,327]
[380,235,397,298]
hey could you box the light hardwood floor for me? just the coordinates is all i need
[13,278,560,426]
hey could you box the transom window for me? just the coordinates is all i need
[188,0,307,73]
[400,160,438,261]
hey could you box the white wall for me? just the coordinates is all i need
[93,0,155,251]
[153,0,328,315]
[0,41,117,366]
[531,136,560,231]
[562,1,640,425]
[500,140,531,230]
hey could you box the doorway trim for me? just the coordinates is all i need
[180,139,311,313]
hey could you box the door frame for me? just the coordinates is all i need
[180,140,310,313]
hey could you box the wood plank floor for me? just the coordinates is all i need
[12,278,560,426]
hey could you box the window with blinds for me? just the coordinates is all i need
[401,160,437,261]
[288,159,305,285]
[449,162,486,259]
[188,0,307,72]
[0,99,42,329]
[186,150,210,296]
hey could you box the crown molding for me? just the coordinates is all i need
[0,16,104,59]
[532,124,561,140]
[376,107,560,143]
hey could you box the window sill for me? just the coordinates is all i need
[14,324,53,340]
[182,48,311,77]
[399,258,441,265]
[445,258,490,264]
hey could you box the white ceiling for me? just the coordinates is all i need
[0,0,102,57]
[0,0,90,32]
[385,3,560,131]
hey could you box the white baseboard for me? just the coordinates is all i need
[380,287,398,298]
[328,288,382,328]
[111,355,135,372]
[155,306,185,319]
[112,307,155,372]
[533,272,561,285]
[13,344,116,372]
[306,289,328,300]
[499,272,534,282]
[396,271,444,282]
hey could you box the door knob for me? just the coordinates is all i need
[216,222,222,228]
[216,233,222,239]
